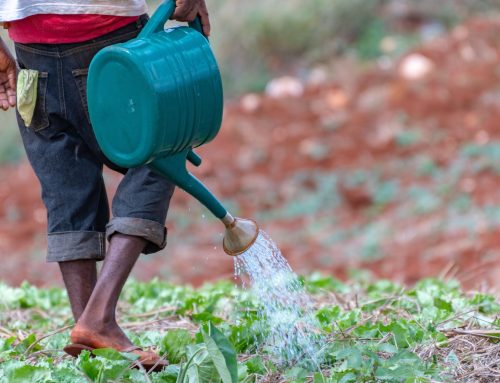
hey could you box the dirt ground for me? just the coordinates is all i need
[1,17,500,290]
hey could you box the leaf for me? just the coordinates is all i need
[313,372,326,383]
[377,342,398,355]
[229,322,260,353]
[208,322,238,383]
[202,324,234,383]
[183,344,220,383]
[338,372,357,383]
[100,362,132,382]
[77,350,100,381]
[434,298,453,312]
[244,356,266,375]
[156,364,181,383]
[93,347,137,361]
[191,312,225,324]
[284,366,308,381]
[237,364,248,383]
[305,273,348,293]
[176,346,203,383]
[76,349,131,382]
[0,336,17,355]
[416,290,433,307]
[375,365,417,381]
[336,347,362,370]
[15,334,41,354]
[161,329,194,364]
[51,367,88,383]
[316,306,342,326]
[6,364,51,383]
[387,322,410,348]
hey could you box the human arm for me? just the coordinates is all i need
[172,0,211,36]
[0,37,16,111]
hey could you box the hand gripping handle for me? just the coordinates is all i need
[139,0,207,39]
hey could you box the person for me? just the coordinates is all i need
[0,0,211,371]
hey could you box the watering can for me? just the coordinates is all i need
[87,0,258,255]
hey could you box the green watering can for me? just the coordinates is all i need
[87,0,258,255]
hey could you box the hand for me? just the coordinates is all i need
[172,0,211,36]
[0,40,16,111]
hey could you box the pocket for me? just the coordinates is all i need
[30,72,50,132]
[72,68,91,125]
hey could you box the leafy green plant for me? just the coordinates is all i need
[175,322,237,383]
[0,276,499,382]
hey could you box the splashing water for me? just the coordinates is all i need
[234,231,325,368]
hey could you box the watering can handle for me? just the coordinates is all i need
[187,149,202,166]
[139,0,207,39]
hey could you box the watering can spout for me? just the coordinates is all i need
[150,149,227,219]
[222,214,259,256]
[151,149,259,256]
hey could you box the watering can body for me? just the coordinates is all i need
[87,0,227,219]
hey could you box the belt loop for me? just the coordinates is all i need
[137,14,145,30]
[137,13,149,30]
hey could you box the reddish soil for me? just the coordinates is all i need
[2,18,500,290]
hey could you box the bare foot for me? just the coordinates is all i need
[71,320,167,366]
[71,319,133,350]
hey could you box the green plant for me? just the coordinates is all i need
[0,275,498,382]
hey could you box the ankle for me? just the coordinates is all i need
[76,312,117,332]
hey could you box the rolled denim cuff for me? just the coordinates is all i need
[106,217,167,254]
[47,231,105,262]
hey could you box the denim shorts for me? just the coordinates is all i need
[15,15,176,263]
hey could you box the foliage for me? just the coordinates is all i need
[0,275,499,382]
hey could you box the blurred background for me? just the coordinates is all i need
[1,0,500,289]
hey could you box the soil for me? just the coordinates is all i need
[1,17,500,290]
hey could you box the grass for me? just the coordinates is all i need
[0,274,499,382]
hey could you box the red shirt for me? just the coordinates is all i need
[8,14,139,44]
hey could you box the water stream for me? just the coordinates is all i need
[234,231,325,368]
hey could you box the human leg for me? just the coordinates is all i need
[71,234,145,350]
[14,44,110,321]
[19,18,151,321]
[68,166,174,367]
[72,168,176,338]
[59,260,97,321]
